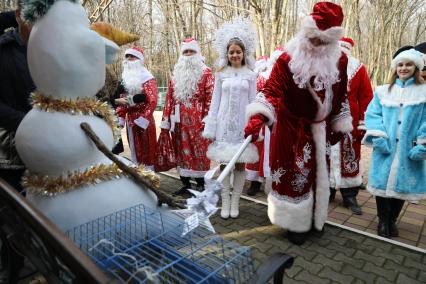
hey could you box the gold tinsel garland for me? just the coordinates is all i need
[22,164,160,196]
[31,92,120,141]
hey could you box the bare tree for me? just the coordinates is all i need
[2,0,425,88]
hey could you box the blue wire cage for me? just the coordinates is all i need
[66,204,255,283]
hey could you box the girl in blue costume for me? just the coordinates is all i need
[363,48,426,238]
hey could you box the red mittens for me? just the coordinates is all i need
[244,114,267,141]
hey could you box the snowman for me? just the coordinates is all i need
[15,0,158,231]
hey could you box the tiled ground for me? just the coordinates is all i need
[159,174,426,283]
[120,111,426,249]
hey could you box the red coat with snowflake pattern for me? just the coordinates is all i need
[160,68,214,177]
[247,52,352,232]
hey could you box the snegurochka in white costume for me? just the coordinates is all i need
[363,48,426,239]
[202,17,258,219]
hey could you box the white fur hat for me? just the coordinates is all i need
[180,38,201,54]
[391,49,425,71]
[125,47,144,63]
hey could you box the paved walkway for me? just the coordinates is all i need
[158,174,426,283]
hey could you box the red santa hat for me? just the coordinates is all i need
[180,38,201,54]
[300,2,344,43]
[125,46,144,62]
[339,37,354,55]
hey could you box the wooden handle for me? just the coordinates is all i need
[80,122,185,209]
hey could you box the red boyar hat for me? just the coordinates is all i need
[125,46,144,61]
[301,1,344,42]
[181,38,201,54]
[339,37,355,54]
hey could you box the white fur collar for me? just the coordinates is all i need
[377,83,426,107]
[347,57,362,82]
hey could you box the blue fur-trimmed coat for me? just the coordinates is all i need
[363,78,426,201]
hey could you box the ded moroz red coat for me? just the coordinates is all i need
[246,52,353,232]
[160,68,214,177]
[330,57,373,189]
[116,78,158,168]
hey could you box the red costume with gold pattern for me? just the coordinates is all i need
[330,56,373,189]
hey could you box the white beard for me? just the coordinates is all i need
[122,60,145,95]
[285,33,342,91]
[172,54,206,105]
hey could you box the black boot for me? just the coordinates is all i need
[287,231,308,245]
[389,198,404,237]
[329,187,336,202]
[195,178,205,191]
[342,187,362,215]
[172,176,192,196]
[247,181,262,196]
[376,196,391,238]
[112,138,124,154]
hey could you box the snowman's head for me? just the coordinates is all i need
[26,0,117,99]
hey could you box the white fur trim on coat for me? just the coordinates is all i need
[367,185,426,202]
[267,190,313,233]
[334,173,363,189]
[331,115,353,133]
[362,130,388,147]
[377,84,426,107]
[206,141,259,163]
[311,122,331,231]
[246,92,275,126]
[177,167,207,178]
[300,16,344,43]
[202,116,217,139]
[245,169,264,182]
[347,57,362,83]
